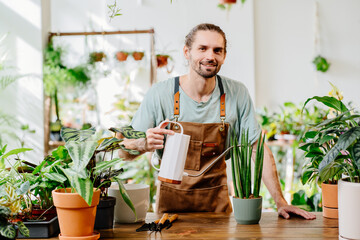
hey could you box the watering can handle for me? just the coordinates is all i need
[158,120,184,134]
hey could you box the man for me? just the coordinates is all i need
[119,23,315,220]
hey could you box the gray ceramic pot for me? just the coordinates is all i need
[232,196,262,224]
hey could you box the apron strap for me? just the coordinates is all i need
[173,76,226,125]
[174,76,180,121]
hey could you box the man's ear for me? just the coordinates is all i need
[183,45,190,60]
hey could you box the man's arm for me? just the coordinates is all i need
[252,141,316,220]
[117,123,174,160]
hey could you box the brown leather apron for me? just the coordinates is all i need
[156,76,232,213]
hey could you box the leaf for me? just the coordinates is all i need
[98,137,123,151]
[301,170,315,185]
[2,148,32,159]
[304,131,318,139]
[61,126,96,142]
[319,126,360,172]
[65,140,98,175]
[120,126,146,139]
[62,167,93,206]
[114,177,137,220]
[319,135,336,145]
[93,158,123,175]
[353,140,360,168]
[303,96,348,114]
[17,221,29,237]
[319,161,343,182]
[0,224,16,239]
[44,172,67,183]
[16,181,30,195]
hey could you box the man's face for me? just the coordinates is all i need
[184,30,226,79]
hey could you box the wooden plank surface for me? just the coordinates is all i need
[28,212,338,239]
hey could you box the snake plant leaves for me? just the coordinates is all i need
[303,96,348,114]
[93,158,123,175]
[61,126,96,142]
[17,221,29,237]
[0,224,16,239]
[114,177,137,220]
[65,140,97,176]
[319,126,360,172]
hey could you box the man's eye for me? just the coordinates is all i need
[199,47,205,51]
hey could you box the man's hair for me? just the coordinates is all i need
[185,23,227,53]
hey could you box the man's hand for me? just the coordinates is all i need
[278,204,316,220]
[145,122,174,151]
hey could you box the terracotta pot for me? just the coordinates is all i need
[116,51,129,62]
[338,179,360,240]
[321,182,338,219]
[90,52,106,62]
[132,51,144,61]
[219,0,237,3]
[156,55,169,68]
[52,188,100,239]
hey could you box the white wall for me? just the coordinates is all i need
[50,0,256,98]
[255,0,360,110]
[0,0,45,163]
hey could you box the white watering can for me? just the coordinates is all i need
[151,120,235,184]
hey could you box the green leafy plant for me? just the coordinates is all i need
[231,130,265,199]
[0,206,29,239]
[312,55,330,73]
[300,94,360,185]
[107,0,122,21]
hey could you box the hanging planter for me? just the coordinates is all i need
[132,51,145,61]
[219,0,237,3]
[312,55,330,72]
[116,51,129,62]
[156,55,170,68]
[89,52,106,63]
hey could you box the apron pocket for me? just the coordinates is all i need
[201,142,220,157]
[184,140,202,171]
[157,183,231,213]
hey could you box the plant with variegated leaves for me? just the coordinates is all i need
[301,94,360,185]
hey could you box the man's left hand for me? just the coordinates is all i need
[278,205,316,220]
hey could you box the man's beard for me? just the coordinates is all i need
[191,59,220,79]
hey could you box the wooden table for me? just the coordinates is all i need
[96,212,338,239]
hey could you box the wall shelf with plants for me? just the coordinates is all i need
[44,29,157,155]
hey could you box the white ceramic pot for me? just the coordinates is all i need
[108,183,149,223]
[338,179,360,239]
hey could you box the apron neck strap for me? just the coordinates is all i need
[173,76,226,122]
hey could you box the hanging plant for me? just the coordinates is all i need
[115,51,129,62]
[218,0,245,11]
[132,51,145,61]
[156,55,170,68]
[312,55,330,73]
[89,51,107,64]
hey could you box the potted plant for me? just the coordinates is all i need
[230,129,265,224]
[51,126,136,236]
[300,90,352,219]
[115,51,129,62]
[304,94,360,238]
[0,147,33,239]
[89,52,107,63]
[132,51,145,61]
[156,54,170,68]
[0,206,29,240]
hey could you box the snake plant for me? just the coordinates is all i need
[230,129,265,199]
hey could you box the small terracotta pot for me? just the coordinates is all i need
[156,55,169,68]
[90,52,106,62]
[132,51,145,61]
[52,188,100,238]
[219,0,237,3]
[116,51,129,62]
[321,182,338,219]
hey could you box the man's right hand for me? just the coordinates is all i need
[145,122,175,151]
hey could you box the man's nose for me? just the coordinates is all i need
[205,50,216,60]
